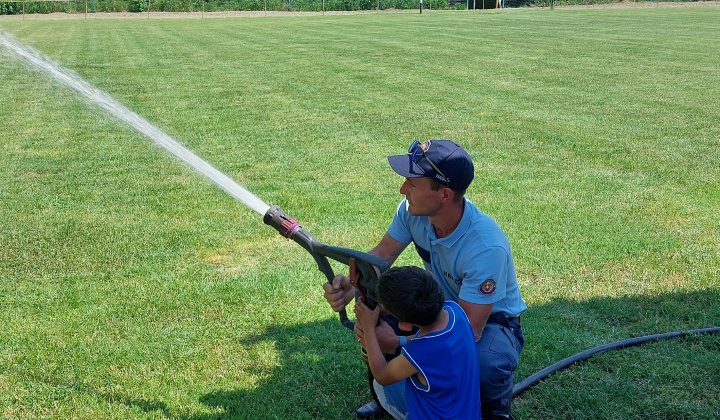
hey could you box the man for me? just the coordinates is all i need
[323,140,527,420]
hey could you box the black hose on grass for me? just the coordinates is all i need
[511,326,720,398]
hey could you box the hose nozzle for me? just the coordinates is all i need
[264,205,302,239]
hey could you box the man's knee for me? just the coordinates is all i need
[478,354,515,420]
[479,355,515,400]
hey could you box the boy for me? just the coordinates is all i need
[354,266,480,420]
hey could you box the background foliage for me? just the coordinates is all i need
[2,0,713,14]
[2,0,443,14]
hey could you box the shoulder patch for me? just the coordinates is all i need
[479,278,496,296]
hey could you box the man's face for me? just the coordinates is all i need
[399,177,444,216]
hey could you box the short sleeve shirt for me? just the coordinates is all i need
[387,198,526,317]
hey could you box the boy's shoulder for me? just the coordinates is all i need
[443,300,468,324]
[407,301,471,346]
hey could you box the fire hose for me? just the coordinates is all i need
[511,326,720,398]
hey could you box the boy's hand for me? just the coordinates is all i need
[354,299,382,342]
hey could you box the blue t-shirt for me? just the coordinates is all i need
[387,198,526,317]
[402,301,481,420]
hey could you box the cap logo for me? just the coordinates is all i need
[420,140,431,152]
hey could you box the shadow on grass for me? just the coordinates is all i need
[190,318,369,420]
[107,289,718,419]
[99,394,172,418]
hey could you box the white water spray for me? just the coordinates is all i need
[0,30,270,216]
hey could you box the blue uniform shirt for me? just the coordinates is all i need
[387,198,527,318]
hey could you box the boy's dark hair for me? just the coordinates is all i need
[376,266,445,327]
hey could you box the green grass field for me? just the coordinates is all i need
[1,6,719,419]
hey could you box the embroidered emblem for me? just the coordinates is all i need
[479,278,496,296]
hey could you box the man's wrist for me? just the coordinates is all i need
[398,335,407,348]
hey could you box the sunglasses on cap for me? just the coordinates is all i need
[408,140,450,186]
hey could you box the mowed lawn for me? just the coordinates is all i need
[1,6,719,419]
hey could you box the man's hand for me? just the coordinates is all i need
[322,274,355,312]
[322,257,362,313]
[375,318,402,354]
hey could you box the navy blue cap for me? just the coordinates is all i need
[388,140,474,191]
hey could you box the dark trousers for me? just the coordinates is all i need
[478,313,525,418]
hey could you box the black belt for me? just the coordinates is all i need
[487,312,521,327]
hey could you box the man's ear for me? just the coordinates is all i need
[441,187,454,203]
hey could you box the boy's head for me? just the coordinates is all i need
[376,266,445,327]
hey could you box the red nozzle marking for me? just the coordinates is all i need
[281,218,300,237]
[282,219,298,229]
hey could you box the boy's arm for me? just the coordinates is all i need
[364,326,418,386]
[355,300,418,386]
